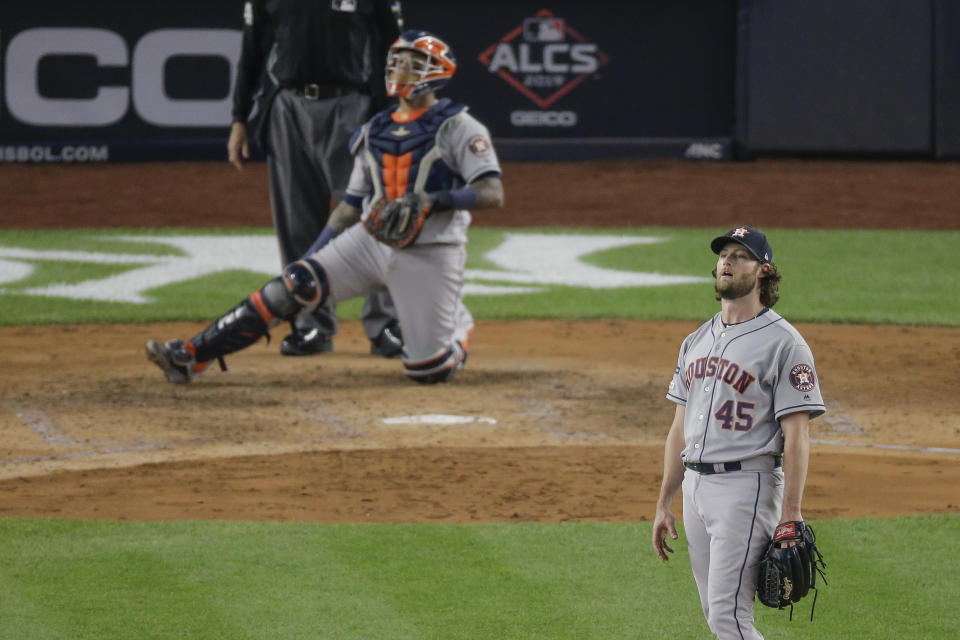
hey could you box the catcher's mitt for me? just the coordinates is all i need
[364,192,432,249]
[757,521,827,619]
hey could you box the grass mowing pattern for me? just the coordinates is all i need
[1,227,958,325]
[0,516,956,639]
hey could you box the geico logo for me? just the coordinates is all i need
[486,43,598,74]
[510,110,577,127]
[4,27,240,127]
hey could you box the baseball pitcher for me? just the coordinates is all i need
[652,226,826,639]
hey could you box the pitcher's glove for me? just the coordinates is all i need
[757,521,827,619]
[364,192,432,249]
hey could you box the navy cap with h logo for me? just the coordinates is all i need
[710,226,773,264]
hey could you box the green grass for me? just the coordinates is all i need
[1,227,958,326]
[2,227,957,637]
[0,515,955,639]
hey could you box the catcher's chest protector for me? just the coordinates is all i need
[365,98,465,199]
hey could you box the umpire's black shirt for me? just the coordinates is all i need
[232,0,403,123]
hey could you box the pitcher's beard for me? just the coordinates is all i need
[715,276,757,300]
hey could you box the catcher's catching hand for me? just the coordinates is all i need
[757,521,827,618]
[364,192,433,249]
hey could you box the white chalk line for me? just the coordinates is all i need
[17,409,82,446]
[9,410,957,468]
[381,414,498,425]
[812,438,960,454]
[1,442,171,467]
[6,409,172,466]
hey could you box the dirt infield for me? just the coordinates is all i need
[1,159,958,523]
[5,159,960,230]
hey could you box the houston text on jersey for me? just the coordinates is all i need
[684,356,756,394]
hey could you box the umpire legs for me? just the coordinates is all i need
[267,89,399,353]
[266,90,341,344]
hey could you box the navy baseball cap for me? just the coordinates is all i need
[710,226,773,264]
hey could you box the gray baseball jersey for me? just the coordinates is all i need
[667,307,825,638]
[667,308,826,464]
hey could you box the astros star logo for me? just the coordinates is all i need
[468,135,491,156]
[789,364,816,392]
[732,227,751,239]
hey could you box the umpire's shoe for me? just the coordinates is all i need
[370,321,404,358]
[145,338,199,384]
[280,328,333,356]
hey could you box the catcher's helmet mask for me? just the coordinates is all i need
[386,30,456,99]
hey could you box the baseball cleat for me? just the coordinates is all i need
[280,328,333,356]
[145,338,196,384]
[370,321,404,358]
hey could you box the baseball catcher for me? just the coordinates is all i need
[757,520,828,620]
[145,30,504,385]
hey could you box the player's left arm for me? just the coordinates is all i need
[429,113,503,212]
[426,174,503,213]
[466,174,504,210]
[779,410,811,525]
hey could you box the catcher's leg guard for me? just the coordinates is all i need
[190,292,276,363]
[189,259,329,364]
[279,258,329,310]
[403,341,467,384]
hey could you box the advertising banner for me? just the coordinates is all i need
[406,2,735,159]
[0,1,736,163]
[0,2,240,162]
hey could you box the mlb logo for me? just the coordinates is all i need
[523,17,565,42]
[331,0,357,12]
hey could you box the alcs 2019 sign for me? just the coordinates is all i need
[478,9,609,128]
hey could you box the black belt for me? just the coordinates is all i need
[290,84,361,100]
[684,457,782,475]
